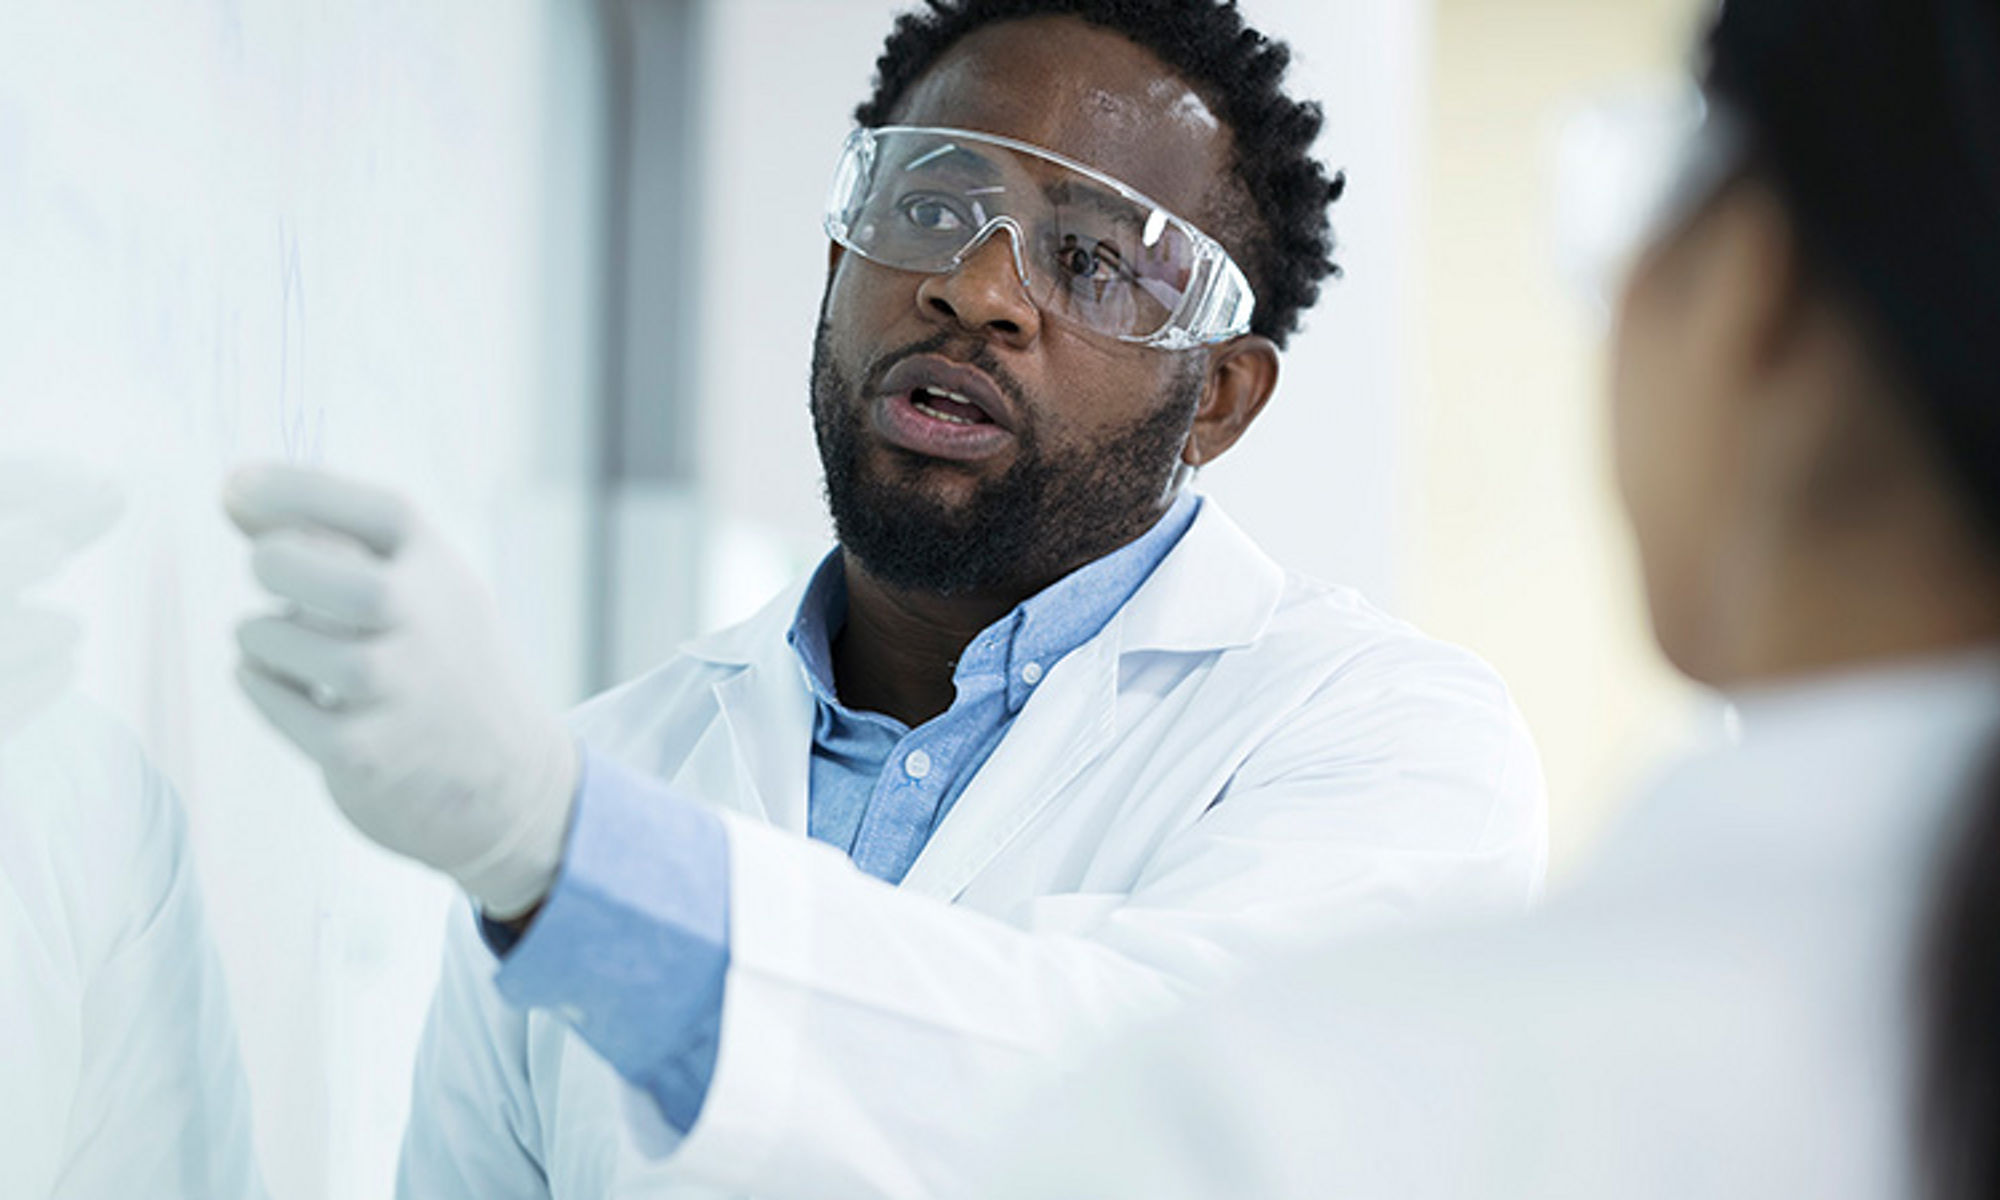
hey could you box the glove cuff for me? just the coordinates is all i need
[451,729,581,920]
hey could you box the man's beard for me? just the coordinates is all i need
[809,318,1200,597]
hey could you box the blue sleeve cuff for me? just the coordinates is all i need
[486,749,732,1133]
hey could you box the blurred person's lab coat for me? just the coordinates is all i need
[981,654,1999,1200]
[0,466,266,1200]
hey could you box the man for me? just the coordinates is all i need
[227,2,1546,1196]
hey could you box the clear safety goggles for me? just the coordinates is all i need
[824,125,1257,350]
[1553,84,1750,318]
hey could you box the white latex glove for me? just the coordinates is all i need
[226,463,577,919]
[0,459,121,741]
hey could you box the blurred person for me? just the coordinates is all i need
[224,1,1547,1196]
[0,463,265,1199]
[981,1,2000,1197]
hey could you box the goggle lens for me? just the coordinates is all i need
[826,126,1252,348]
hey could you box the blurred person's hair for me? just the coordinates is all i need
[853,0,1346,349]
[1703,1,2000,1196]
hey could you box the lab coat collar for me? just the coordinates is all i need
[681,578,813,669]
[671,496,1288,891]
[1113,495,1285,655]
[780,490,1202,723]
[679,494,1286,670]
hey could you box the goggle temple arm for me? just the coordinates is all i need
[1153,251,1253,349]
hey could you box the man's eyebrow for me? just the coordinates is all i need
[1046,178,1148,225]
[900,142,999,176]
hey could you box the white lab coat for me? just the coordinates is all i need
[397,498,1548,1200]
[987,653,2000,1200]
[0,700,265,1200]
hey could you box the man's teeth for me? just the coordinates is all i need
[913,390,984,425]
[915,402,978,426]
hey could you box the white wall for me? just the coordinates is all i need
[1204,0,1430,609]
[1409,0,1708,869]
[0,3,605,1195]
[689,0,1429,624]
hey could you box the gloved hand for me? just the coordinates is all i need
[226,463,578,920]
[0,459,122,741]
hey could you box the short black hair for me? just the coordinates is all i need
[854,0,1346,348]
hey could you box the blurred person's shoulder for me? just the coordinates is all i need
[1002,876,1899,1200]
[990,667,1955,1200]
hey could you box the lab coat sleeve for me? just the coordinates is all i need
[396,903,553,1200]
[663,641,1547,1200]
[488,750,731,1133]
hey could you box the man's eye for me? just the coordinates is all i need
[1056,238,1128,284]
[899,195,967,233]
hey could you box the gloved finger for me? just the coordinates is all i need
[235,660,349,763]
[235,614,393,708]
[0,463,123,594]
[224,462,411,557]
[248,528,399,631]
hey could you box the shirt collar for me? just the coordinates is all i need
[786,490,1202,718]
[787,552,850,710]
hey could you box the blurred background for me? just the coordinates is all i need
[0,0,1707,1195]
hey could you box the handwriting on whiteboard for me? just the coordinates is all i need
[277,220,325,465]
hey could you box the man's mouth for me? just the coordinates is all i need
[867,353,1018,462]
[877,355,1015,432]
[909,386,996,426]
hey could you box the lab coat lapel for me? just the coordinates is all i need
[708,659,814,835]
[674,589,816,835]
[898,618,1122,901]
[897,499,1283,901]
[1117,498,1284,656]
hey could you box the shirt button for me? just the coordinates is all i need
[1020,661,1044,686]
[904,749,932,780]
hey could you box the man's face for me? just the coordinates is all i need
[812,16,1239,596]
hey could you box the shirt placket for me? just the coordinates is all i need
[848,726,956,883]
[849,629,1012,883]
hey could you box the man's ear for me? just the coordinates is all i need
[1184,336,1281,467]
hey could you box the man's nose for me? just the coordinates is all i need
[914,223,1042,346]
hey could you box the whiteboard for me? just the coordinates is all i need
[0,3,604,1197]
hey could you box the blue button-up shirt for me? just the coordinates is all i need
[491,492,1200,1137]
